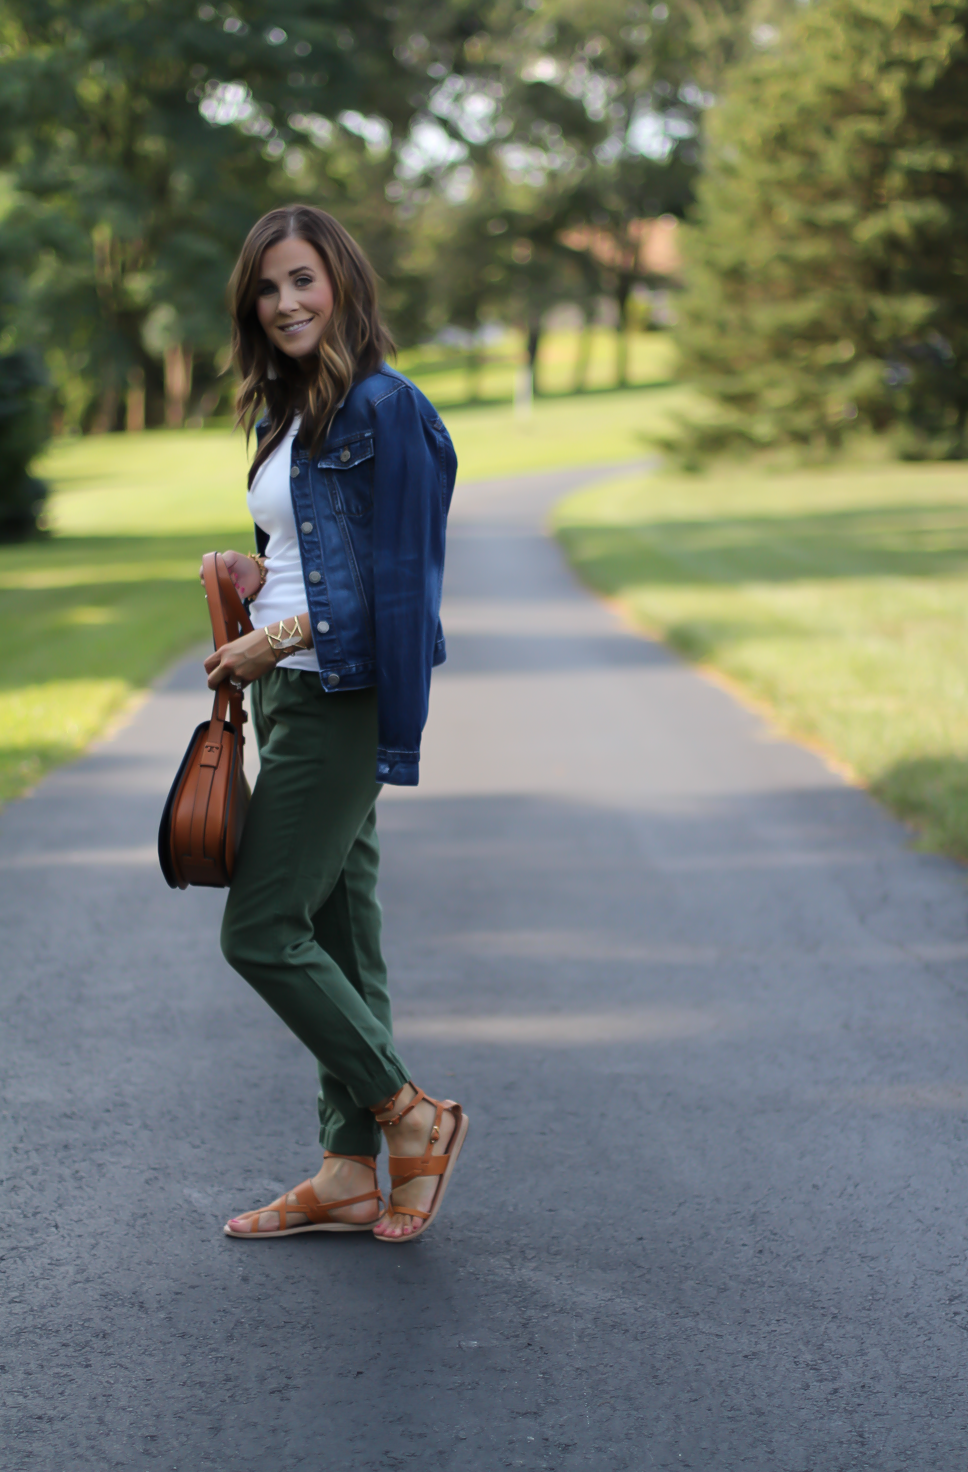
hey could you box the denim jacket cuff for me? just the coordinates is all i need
[376,746,420,787]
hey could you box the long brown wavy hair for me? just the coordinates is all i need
[229,205,395,486]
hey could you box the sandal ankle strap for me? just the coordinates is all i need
[323,1151,377,1170]
[370,1082,426,1127]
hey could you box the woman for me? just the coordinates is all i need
[204,204,465,1243]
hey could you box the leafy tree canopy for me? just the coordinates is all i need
[0,0,430,427]
[0,0,747,452]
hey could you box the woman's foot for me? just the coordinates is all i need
[225,1153,382,1234]
[371,1083,459,1240]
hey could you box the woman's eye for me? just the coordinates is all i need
[294,275,313,288]
[257,282,277,296]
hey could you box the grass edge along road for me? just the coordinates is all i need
[554,460,968,863]
[1,387,684,808]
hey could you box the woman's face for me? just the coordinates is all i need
[255,236,334,360]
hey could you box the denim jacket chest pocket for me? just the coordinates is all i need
[318,432,374,519]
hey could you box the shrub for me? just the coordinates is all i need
[0,350,49,540]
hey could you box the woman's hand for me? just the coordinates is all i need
[205,613,313,690]
[205,628,276,690]
[197,550,263,600]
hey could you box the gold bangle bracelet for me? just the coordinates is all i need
[265,617,308,660]
[249,554,267,589]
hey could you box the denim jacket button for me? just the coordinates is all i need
[340,448,351,462]
[301,521,313,534]
[316,619,330,634]
[308,570,321,584]
[325,673,340,688]
[290,465,300,478]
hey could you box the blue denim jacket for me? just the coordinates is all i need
[253,365,457,786]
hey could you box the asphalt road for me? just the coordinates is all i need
[4,462,968,1471]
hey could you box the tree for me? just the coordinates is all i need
[0,0,426,430]
[0,349,48,539]
[670,0,968,460]
[0,0,760,451]
[386,0,744,374]
[0,192,49,538]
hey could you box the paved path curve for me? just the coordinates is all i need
[4,464,968,1471]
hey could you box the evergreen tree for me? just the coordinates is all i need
[672,0,968,460]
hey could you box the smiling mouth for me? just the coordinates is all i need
[279,318,313,334]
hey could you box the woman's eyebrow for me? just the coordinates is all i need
[256,266,314,288]
[255,264,313,289]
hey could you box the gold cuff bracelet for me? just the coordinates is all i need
[265,617,308,660]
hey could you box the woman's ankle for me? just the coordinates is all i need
[370,1081,414,1122]
[318,1146,381,1168]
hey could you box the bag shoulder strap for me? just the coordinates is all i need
[201,552,254,648]
[200,552,253,736]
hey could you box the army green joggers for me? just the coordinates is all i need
[220,668,410,1158]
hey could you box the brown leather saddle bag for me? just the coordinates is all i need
[158,552,253,890]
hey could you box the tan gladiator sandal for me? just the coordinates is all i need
[223,1152,385,1238]
[371,1083,469,1244]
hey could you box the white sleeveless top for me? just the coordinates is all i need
[247,416,319,674]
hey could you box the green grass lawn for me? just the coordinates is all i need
[1,386,686,806]
[0,535,234,803]
[40,383,687,538]
[554,460,968,860]
[397,326,676,406]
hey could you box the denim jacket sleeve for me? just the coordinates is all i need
[370,381,455,786]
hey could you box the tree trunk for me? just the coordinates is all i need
[526,316,542,396]
[466,347,483,402]
[573,311,593,393]
[89,385,120,435]
[955,399,968,460]
[615,277,632,389]
[164,343,193,428]
[126,366,146,432]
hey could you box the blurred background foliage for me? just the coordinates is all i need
[2,0,964,529]
[0,0,733,523]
